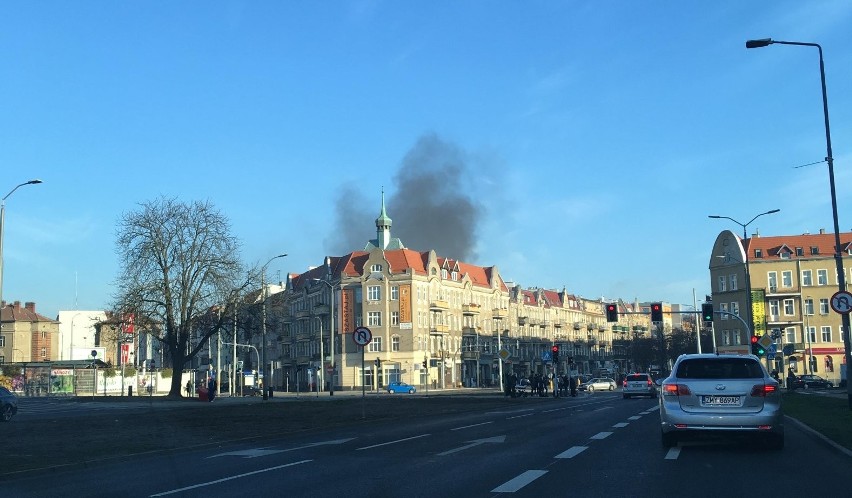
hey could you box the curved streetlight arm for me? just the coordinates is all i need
[1,179,43,313]
[2,179,43,202]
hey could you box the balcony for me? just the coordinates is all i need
[540,320,550,328]
[313,304,330,315]
[430,324,450,333]
[492,308,508,319]
[430,300,449,311]
[553,320,563,328]
[462,304,481,315]
[295,310,311,319]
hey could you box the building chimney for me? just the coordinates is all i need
[13,301,21,310]
[820,228,826,234]
[25,302,35,312]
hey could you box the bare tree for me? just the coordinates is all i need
[114,197,249,397]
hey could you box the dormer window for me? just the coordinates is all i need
[754,249,763,258]
[811,246,819,255]
[441,269,448,279]
[780,251,790,260]
[370,264,383,272]
[796,247,804,256]
[451,271,458,281]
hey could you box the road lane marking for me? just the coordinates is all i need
[590,432,612,440]
[665,447,681,459]
[628,415,641,420]
[438,435,506,456]
[612,423,628,428]
[451,421,493,431]
[492,470,547,493]
[207,438,354,459]
[506,413,534,420]
[150,459,311,496]
[355,434,430,451]
[555,446,588,459]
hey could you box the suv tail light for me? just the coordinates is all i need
[662,383,691,396]
[646,379,653,387]
[750,384,777,397]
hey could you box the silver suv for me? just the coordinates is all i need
[659,354,783,449]
[622,373,657,399]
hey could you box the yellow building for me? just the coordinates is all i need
[0,301,60,364]
[709,229,851,384]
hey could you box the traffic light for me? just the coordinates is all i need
[551,345,559,364]
[605,303,618,322]
[701,303,714,322]
[751,335,765,357]
[422,359,427,368]
[375,357,382,368]
[650,302,663,323]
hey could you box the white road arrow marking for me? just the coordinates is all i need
[438,435,506,456]
[208,438,354,459]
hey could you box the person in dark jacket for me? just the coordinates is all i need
[208,377,217,401]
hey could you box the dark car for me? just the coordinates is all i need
[793,374,833,389]
[1,386,18,422]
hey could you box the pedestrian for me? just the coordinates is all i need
[208,377,217,402]
[185,379,193,397]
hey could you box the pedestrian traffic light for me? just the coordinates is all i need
[422,359,427,368]
[375,357,382,368]
[751,335,765,357]
[650,302,663,323]
[605,303,618,322]
[551,345,559,363]
[701,303,714,322]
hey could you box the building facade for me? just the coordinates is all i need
[709,229,851,383]
[0,301,59,364]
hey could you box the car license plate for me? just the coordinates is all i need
[702,395,739,406]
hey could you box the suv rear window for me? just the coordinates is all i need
[626,374,649,381]
[675,358,763,379]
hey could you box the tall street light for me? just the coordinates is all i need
[0,179,43,311]
[312,277,336,396]
[709,209,780,340]
[746,37,852,409]
[261,253,287,400]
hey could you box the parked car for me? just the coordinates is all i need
[579,377,616,392]
[0,386,18,422]
[793,374,833,389]
[387,381,416,394]
[659,353,783,450]
[241,385,263,396]
[623,373,657,399]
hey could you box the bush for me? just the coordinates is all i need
[104,367,117,378]
[161,368,173,378]
[123,366,137,377]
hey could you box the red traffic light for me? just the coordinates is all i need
[552,345,559,353]
[751,335,759,344]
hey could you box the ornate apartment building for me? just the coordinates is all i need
[262,199,652,391]
[709,229,852,383]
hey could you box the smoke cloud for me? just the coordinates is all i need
[328,133,483,262]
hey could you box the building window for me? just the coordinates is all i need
[368,337,382,352]
[818,269,828,286]
[0,336,4,348]
[806,326,816,343]
[811,246,819,255]
[368,311,381,326]
[768,272,777,292]
[821,326,832,343]
[754,249,763,258]
[391,311,400,326]
[368,286,381,301]
[802,270,812,286]
[370,264,383,272]
[804,298,814,315]
[392,336,400,352]
[451,271,458,281]
[820,298,830,315]
[722,330,730,346]
[441,269,448,279]
[720,303,728,320]
[730,302,740,317]
[729,274,738,291]
[391,286,399,301]
[41,348,46,359]
[796,247,804,256]
[0,355,4,364]
[785,327,796,344]
[781,271,792,287]
[783,299,795,316]
[718,276,727,292]
[733,330,743,345]
[780,250,791,260]
[769,300,780,319]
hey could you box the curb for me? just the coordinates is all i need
[785,415,852,458]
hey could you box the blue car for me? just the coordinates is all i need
[387,382,416,394]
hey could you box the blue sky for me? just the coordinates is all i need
[2,1,851,319]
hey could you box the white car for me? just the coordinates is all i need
[622,373,658,399]
[580,377,616,392]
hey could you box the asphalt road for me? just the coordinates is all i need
[4,391,851,497]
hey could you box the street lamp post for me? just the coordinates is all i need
[312,278,336,396]
[709,209,780,341]
[746,37,852,408]
[261,253,287,400]
[0,179,43,311]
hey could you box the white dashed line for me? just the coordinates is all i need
[612,422,628,428]
[665,446,681,459]
[492,470,548,493]
[590,432,612,440]
[555,446,588,459]
[628,415,641,420]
